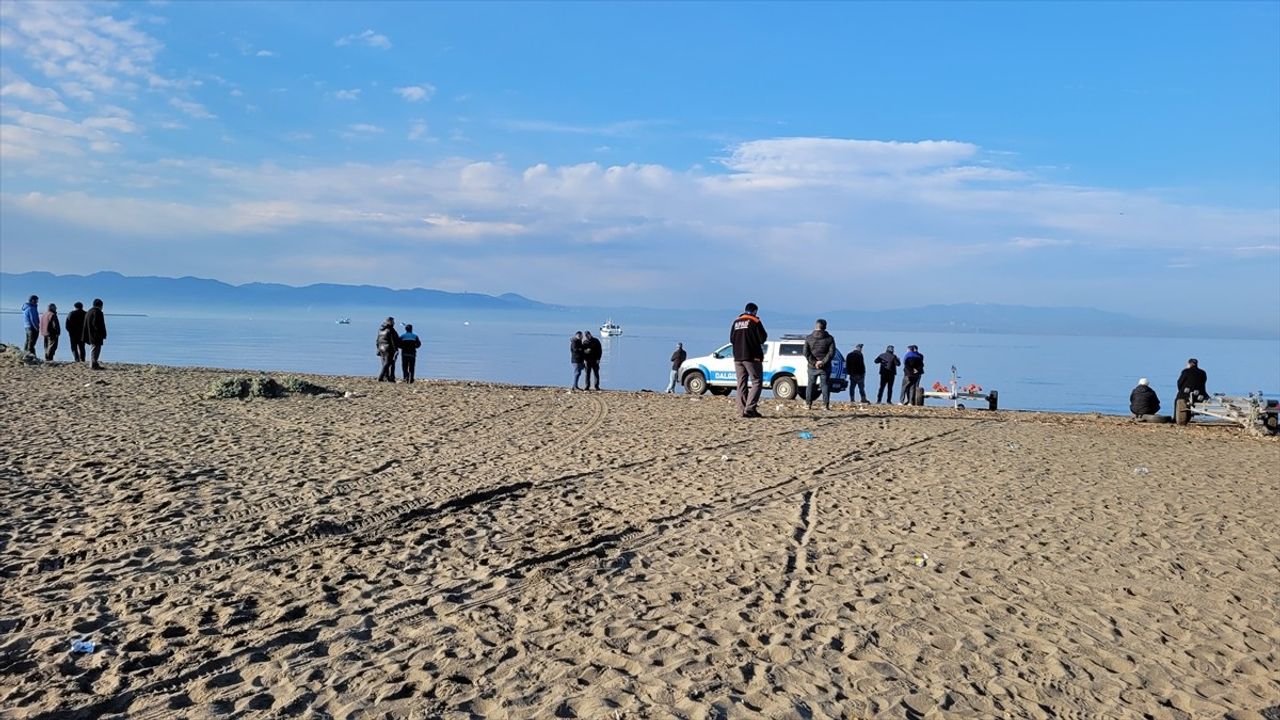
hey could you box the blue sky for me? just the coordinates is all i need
[1,1,1277,331]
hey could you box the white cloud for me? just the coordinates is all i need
[335,29,391,49]
[347,123,384,134]
[0,73,68,112]
[0,1,166,101]
[333,88,361,101]
[255,49,275,57]
[408,119,428,140]
[168,97,215,119]
[394,84,435,102]
[1009,236,1072,249]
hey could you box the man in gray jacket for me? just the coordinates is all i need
[803,319,836,411]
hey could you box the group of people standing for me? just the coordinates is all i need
[569,331,604,391]
[844,343,925,405]
[20,295,108,368]
[375,318,422,383]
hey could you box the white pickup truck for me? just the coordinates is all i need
[677,334,849,401]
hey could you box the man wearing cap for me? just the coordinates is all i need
[874,345,900,404]
[845,343,868,403]
[1129,378,1162,419]
[730,302,768,418]
[900,344,925,405]
[376,317,400,382]
[1176,358,1208,403]
[21,295,40,356]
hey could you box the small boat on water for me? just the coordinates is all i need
[336,318,351,325]
[600,319,623,337]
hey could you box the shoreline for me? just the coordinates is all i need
[6,354,1271,430]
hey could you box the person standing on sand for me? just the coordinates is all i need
[667,342,686,393]
[39,304,61,362]
[65,302,87,362]
[803,319,836,411]
[21,295,40,356]
[376,317,400,382]
[399,324,421,384]
[874,345,899,403]
[845,343,868,403]
[83,299,108,370]
[900,344,924,405]
[730,303,768,418]
[570,331,586,390]
[1176,358,1208,403]
[582,331,603,390]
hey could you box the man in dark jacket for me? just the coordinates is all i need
[667,342,686,393]
[900,344,924,405]
[65,301,87,362]
[730,303,768,418]
[82,298,108,369]
[1176,358,1208,403]
[399,324,422,383]
[845,343,867,403]
[570,332,586,389]
[1129,378,1161,418]
[376,317,400,382]
[874,345,899,404]
[803,319,836,411]
[582,331,603,390]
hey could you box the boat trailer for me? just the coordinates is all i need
[911,366,999,410]
[1176,392,1279,435]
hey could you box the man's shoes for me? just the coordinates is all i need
[744,410,763,418]
[805,403,812,410]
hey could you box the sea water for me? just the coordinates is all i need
[4,309,1277,415]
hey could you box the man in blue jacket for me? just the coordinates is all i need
[900,344,925,405]
[399,324,422,383]
[22,295,40,356]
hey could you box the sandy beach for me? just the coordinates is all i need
[1,359,1277,720]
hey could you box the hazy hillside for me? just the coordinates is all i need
[2,271,1271,339]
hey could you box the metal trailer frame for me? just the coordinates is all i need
[1175,392,1279,435]
[912,365,999,410]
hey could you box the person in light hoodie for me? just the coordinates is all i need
[21,295,40,356]
[39,303,61,362]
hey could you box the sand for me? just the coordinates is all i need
[1,360,1277,720]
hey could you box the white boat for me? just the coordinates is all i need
[599,319,623,337]
[336,318,351,325]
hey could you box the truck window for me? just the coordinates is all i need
[779,344,804,356]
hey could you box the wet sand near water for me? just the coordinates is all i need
[1,361,1278,719]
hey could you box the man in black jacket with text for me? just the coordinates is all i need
[730,303,768,418]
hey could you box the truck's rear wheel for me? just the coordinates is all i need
[1174,398,1190,426]
[912,386,925,406]
[709,386,731,396]
[683,372,708,396]
[773,375,798,400]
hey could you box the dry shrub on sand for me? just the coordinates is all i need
[207,375,334,399]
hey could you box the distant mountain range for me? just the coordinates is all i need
[2,270,1271,339]
[2,271,555,313]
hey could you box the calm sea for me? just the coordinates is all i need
[4,309,1277,415]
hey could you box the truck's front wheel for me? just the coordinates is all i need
[773,375,798,400]
[683,372,708,395]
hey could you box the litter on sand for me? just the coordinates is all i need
[70,639,95,654]
[911,552,929,568]
[1133,466,1150,475]
[798,431,814,440]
